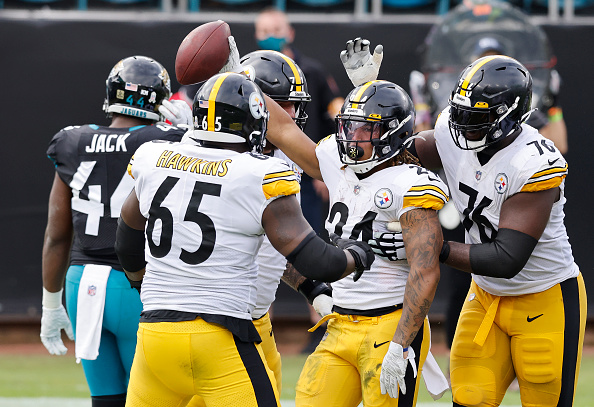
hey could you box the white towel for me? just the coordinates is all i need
[422,351,450,400]
[75,264,111,363]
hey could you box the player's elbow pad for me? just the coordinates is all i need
[469,228,538,279]
[115,217,147,273]
[286,231,347,283]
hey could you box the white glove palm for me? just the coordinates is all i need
[158,99,193,128]
[340,38,383,87]
[40,305,74,356]
[380,342,417,399]
[219,36,241,74]
[312,293,333,317]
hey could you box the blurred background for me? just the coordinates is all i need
[0,0,593,357]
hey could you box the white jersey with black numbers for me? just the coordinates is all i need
[253,149,303,319]
[128,137,300,320]
[434,108,579,296]
[316,135,449,310]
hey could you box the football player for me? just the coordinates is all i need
[264,78,449,406]
[185,50,332,406]
[41,56,188,407]
[348,49,586,406]
[114,72,374,406]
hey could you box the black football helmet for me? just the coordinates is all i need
[192,72,268,153]
[103,56,171,122]
[239,50,311,130]
[336,80,415,174]
[449,55,533,151]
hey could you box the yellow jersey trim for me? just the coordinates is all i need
[262,179,300,200]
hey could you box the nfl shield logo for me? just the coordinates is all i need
[87,285,97,296]
[354,185,361,195]
[475,170,482,181]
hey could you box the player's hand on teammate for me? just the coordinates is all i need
[40,304,74,356]
[219,36,241,74]
[329,233,375,281]
[340,37,383,87]
[368,221,406,261]
[159,99,193,128]
[380,342,417,399]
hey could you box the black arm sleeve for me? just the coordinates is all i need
[286,231,348,283]
[469,228,538,279]
[114,217,147,273]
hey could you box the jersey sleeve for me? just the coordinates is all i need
[401,166,449,213]
[519,156,568,193]
[261,159,300,200]
[507,136,567,194]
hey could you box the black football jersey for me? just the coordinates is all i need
[47,123,185,269]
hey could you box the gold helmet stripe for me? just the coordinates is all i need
[278,52,303,92]
[207,72,232,131]
[351,80,381,109]
[459,55,501,97]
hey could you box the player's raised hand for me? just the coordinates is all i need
[340,37,383,87]
[159,99,193,128]
[219,36,241,74]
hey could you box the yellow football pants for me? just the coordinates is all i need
[451,274,587,407]
[295,309,430,407]
[186,312,282,407]
[125,318,280,407]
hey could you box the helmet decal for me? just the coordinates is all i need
[458,55,500,96]
[249,92,266,119]
[207,72,232,131]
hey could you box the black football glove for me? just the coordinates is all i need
[329,233,375,282]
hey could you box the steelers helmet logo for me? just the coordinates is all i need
[249,92,265,119]
[348,146,359,159]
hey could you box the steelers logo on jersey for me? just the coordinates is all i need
[495,173,509,194]
[374,188,393,209]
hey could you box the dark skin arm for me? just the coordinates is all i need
[391,208,442,348]
[444,188,558,273]
[412,130,442,170]
[262,194,357,279]
[42,173,74,293]
[264,95,323,181]
[119,189,146,281]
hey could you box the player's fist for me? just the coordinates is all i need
[329,233,374,281]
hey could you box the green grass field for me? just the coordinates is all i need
[0,351,593,405]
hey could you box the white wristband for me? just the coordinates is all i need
[42,287,63,309]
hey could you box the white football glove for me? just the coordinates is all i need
[312,293,333,317]
[40,305,74,356]
[340,37,383,87]
[158,99,193,128]
[380,342,417,399]
[219,35,241,74]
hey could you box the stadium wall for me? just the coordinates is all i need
[0,18,592,320]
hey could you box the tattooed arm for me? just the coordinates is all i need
[281,262,307,290]
[392,208,443,348]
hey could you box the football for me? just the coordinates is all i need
[175,20,231,85]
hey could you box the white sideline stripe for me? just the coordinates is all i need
[0,399,520,407]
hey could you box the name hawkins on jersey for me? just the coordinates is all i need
[155,150,231,177]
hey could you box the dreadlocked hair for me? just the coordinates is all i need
[392,148,420,166]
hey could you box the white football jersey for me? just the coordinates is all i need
[128,137,300,320]
[435,108,578,296]
[316,135,449,310]
[253,149,303,319]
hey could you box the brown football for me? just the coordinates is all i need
[175,20,231,85]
